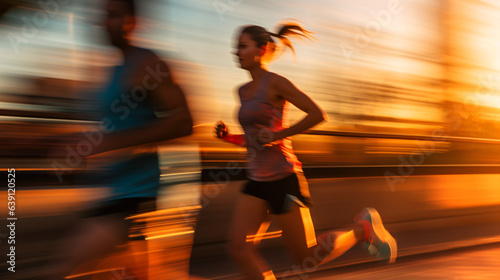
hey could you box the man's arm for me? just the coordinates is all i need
[90,55,193,155]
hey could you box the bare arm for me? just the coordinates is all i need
[213,84,252,147]
[270,75,327,142]
[90,56,193,155]
[222,134,246,147]
[215,121,246,147]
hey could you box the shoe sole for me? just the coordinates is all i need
[365,207,397,264]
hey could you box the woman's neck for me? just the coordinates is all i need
[248,66,268,82]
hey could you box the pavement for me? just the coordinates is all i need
[303,242,500,280]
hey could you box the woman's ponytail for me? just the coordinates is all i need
[239,21,315,62]
[269,22,315,56]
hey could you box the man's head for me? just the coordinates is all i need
[104,0,136,48]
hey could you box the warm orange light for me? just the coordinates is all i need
[145,230,194,241]
[65,268,124,279]
[299,207,317,248]
[263,270,277,280]
[246,230,282,243]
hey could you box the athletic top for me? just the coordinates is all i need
[238,71,303,182]
[99,48,161,200]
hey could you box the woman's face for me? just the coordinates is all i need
[234,33,263,70]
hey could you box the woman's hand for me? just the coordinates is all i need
[215,121,247,147]
[215,120,229,138]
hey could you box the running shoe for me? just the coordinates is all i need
[355,207,397,264]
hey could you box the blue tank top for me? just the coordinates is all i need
[99,62,160,200]
[238,71,303,181]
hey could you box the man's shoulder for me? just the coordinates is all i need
[131,46,161,62]
[129,46,170,79]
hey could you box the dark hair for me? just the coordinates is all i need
[112,0,136,16]
[240,21,315,58]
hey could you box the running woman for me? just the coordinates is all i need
[215,22,397,279]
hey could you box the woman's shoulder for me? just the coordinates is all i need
[236,82,251,98]
[268,72,291,90]
[238,81,251,90]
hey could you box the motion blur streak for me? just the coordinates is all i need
[2,0,500,279]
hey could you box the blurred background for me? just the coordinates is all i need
[0,0,500,279]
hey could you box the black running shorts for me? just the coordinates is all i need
[242,172,313,215]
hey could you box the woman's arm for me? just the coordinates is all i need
[215,121,246,147]
[222,134,246,147]
[268,75,327,143]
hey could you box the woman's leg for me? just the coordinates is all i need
[274,203,364,272]
[228,193,276,280]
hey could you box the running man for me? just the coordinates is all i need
[46,0,193,279]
